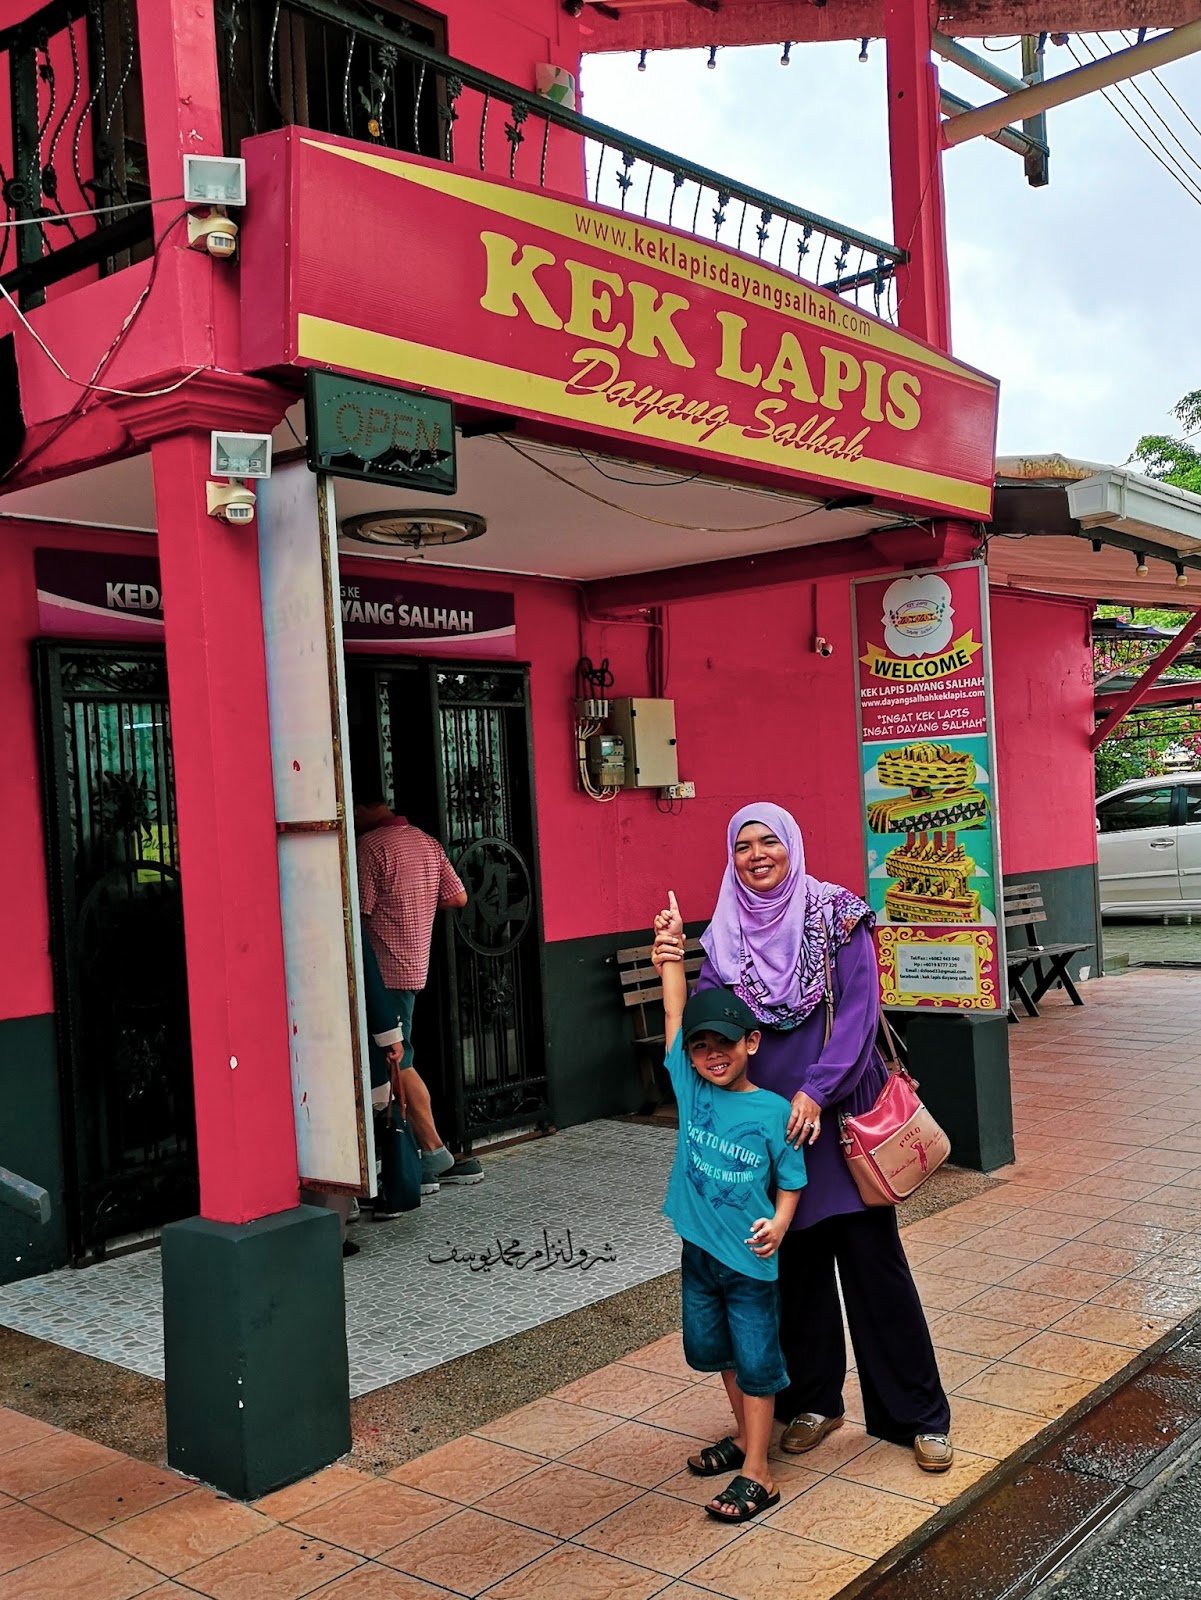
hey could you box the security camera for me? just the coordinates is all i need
[206,479,257,525]
[187,207,239,259]
[814,636,834,658]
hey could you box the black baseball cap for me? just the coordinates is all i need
[682,988,760,1044]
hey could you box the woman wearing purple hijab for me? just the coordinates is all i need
[692,802,952,1473]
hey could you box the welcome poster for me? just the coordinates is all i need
[852,562,1005,1011]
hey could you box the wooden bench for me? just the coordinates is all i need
[616,937,705,1112]
[1004,882,1092,1022]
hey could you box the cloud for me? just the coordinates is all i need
[581,38,1201,466]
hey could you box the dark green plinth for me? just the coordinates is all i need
[905,1012,1015,1173]
[162,1204,350,1500]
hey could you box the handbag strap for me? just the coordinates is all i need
[821,946,835,1049]
[877,1011,904,1076]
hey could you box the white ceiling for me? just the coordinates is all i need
[0,416,891,581]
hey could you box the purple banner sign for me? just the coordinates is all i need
[339,572,515,656]
[35,548,515,657]
[35,549,163,637]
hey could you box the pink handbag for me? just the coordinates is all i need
[822,955,951,1207]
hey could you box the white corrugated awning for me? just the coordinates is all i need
[988,455,1201,609]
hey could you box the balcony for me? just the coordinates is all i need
[217,0,905,319]
[0,1,905,341]
[0,0,149,309]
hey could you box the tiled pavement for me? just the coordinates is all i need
[0,1121,681,1397]
[4,968,1201,1599]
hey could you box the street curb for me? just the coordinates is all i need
[849,1318,1201,1600]
[1027,1418,1201,1598]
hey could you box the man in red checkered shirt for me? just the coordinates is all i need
[356,796,483,1208]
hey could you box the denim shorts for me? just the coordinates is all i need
[680,1241,789,1397]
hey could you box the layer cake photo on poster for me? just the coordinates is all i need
[863,736,996,927]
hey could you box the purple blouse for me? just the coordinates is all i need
[697,921,886,1230]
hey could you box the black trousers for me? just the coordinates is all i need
[775,1207,951,1444]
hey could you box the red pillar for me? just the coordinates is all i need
[134,0,223,233]
[153,431,299,1223]
[884,0,952,352]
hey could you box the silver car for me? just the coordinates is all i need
[1097,773,1201,915]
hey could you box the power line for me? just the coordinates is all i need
[1065,38,1201,208]
[1,209,198,483]
[1072,33,1201,190]
[1095,32,1201,180]
[0,194,183,230]
[1120,30,1201,144]
[501,436,831,532]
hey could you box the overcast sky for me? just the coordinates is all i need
[580,36,1201,467]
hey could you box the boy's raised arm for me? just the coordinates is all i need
[651,890,687,1050]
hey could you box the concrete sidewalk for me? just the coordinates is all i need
[4,968,1201,1600]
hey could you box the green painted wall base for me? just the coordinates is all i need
[0,1013,68,1285]
[1003,862,1101,985]
[905,1013,1015,1173]
[543,920,707,1129]
[162,1204,350,1500]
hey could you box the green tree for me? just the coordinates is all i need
[1094,739,1151,796]
[1132,389,1201,493]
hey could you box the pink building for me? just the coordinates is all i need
[0,0,1109,1495]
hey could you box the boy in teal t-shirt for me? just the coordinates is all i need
[652,893,807,1524]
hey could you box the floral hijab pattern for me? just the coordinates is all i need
[700,802,872,1030]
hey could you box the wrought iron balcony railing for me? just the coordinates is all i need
[1,0,150,309]
[220,0,906,321]
[0,0,906,319]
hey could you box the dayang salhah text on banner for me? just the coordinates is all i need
[241,130,999,521]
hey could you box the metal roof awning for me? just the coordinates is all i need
[987,456,1201,610]
[581,3,1198,51]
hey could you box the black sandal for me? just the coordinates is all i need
[704,1474,781,1523]
[686,1436,746,1477]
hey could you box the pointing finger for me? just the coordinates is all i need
[668,889,680,916]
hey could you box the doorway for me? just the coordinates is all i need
[32,642,547,1264]
[347,660,550,1150]
[35,643,197,1261]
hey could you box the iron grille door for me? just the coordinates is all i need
[376,662,549,1146]
[436,667,548,1143]
[35,643,197,1260]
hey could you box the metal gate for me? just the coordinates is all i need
[35,643,197,1260]
[372,662,549,1147]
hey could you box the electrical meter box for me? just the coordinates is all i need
[609,698,678,789]
[586,732,626,788]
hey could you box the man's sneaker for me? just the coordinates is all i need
[441,1159,484,1185]
[420,1179,441,1197]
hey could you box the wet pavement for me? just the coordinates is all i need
[862,1330,1201,1600]
[5,968,1201,1598]
[1103,918,1201,968]
[1051,1446,1201,1600]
